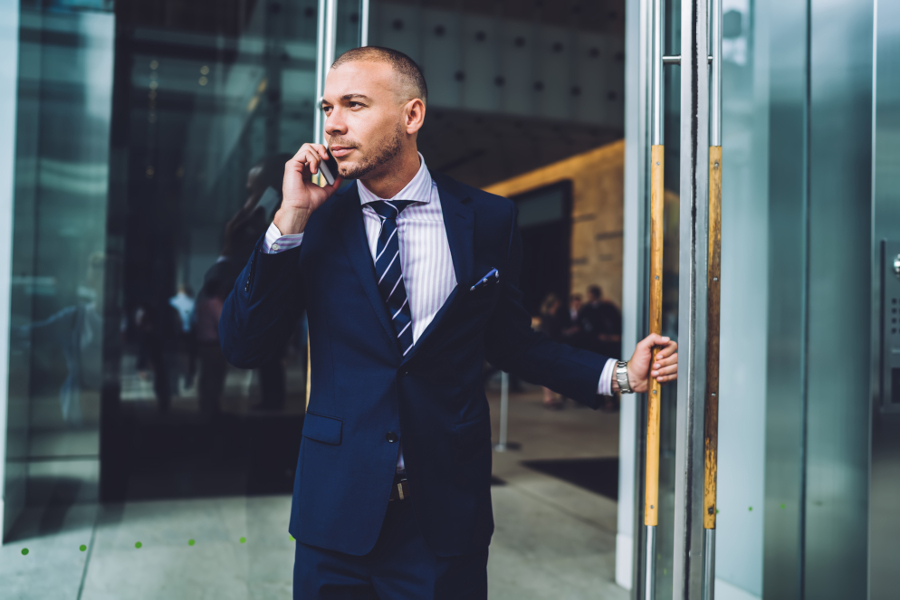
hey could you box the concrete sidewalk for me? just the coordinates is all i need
[1,388,626,599]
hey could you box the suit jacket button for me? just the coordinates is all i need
[386,432,398,443]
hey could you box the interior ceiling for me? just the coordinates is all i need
[117,0,625,191]
[116,0,262,37]
[418,108,621,189]
[387,0,626,35]
[116,0,625,39]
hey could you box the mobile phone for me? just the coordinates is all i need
[255,186,281,218]
[319,148,339,186]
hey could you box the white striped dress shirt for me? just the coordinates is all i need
[262,154,455,343]
[357,158,455,344]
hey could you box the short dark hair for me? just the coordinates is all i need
[331,46,428,105]
[588,285,602,299]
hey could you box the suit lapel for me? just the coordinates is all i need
[401,171,475,364]
[337,183,399,352]
[435,172,476,290]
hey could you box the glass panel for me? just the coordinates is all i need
[5,2,115,537]
[2,0,352,544]
[759,0,811,595]
[106,0,329,505]
[803,0,873,594]
[870,3,900,598]
[336,0,365,55]
[714,0,770,595]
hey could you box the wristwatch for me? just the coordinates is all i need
[616,361,634,394]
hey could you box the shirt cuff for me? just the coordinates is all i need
[597,358,618,396]
[263,222,304,254]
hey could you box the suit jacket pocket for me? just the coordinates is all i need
[303,412,343,445]
[452,416,492,489]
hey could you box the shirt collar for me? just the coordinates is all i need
[358,152,432,206]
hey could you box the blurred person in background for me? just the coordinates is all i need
[169,284,197,388]
[578,285,622,411]
[134,297,181,413]
[563,292,587,347]
[195,274,231,418]
[197,153,292,414]
[579,285,623,359]
[568,293,583,324]
[539,293,572,409]
[169,284,195,332]
[16,253,106,425]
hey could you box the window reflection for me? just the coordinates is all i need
[15,253,105,428]
[115,4,321,432]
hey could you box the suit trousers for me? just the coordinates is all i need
[293,499,489,600]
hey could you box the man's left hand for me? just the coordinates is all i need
[615,334,678,394]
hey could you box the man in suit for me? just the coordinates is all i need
[219,46,678,600]
[580,284,624,359]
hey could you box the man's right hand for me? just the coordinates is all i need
[274,143,343,235]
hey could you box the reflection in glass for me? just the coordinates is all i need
[106,0,332,504]
[4,6,115,536]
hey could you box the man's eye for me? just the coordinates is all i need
[349,102,362,108]
[322,106,332,113]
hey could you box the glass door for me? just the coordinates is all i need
[100,0,365,502]
[367,1,629,598]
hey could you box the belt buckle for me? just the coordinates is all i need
[392,476,408,501]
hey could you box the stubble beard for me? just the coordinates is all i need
[337,125,404,180]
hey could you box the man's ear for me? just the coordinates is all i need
[405,98,425,135]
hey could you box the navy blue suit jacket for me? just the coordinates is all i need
[219,172,610,558]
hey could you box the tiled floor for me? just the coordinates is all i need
[1,387,626,600]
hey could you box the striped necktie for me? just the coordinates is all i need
[369,200,416,356]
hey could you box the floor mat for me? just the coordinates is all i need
[520,457,618,500]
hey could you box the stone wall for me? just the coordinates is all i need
[483,139,625,308]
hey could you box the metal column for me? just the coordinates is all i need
[359,0,370,47]
[624,0,652,591]
[672,0,711,595]
[493,373,520,452]
[314,0,338,146]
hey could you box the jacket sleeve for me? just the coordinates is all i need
[219,237,305,369]
[483,206,609,408]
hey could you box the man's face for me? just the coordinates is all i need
[321,61,412,179]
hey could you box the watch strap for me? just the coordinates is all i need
[616,361,634,394]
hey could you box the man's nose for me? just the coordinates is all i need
[325,108,347,137]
